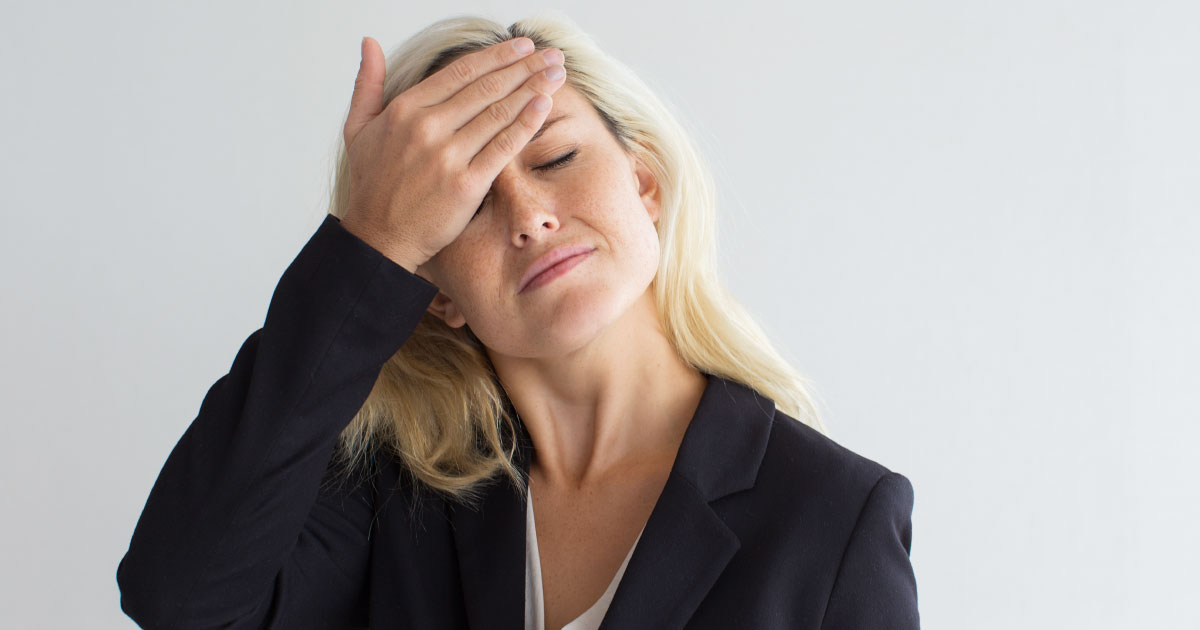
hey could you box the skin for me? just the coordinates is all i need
[343,37,706,625]
[415,82,707,627]
[414,83,708,493]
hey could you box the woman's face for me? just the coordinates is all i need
[415,83,663,359]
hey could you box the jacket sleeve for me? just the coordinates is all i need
[116,214,440,630]
[821,471,921,630]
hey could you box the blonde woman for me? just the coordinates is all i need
[117,13,918,630]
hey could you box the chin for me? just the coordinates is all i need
[491,286,641,358]
[554,285,650,347]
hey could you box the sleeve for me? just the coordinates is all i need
[115,214,441,630]
[820,471,920,630]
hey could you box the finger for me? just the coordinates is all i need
[345,36,385,147]
[441,47,564,133]
[456,63,566,162]
[467,92,556,180]
[404,37,538,107]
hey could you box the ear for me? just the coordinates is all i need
[426,291,468,329]
[415,265,468,329]
[630,153,661,224]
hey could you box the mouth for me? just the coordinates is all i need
[519,248,595,294]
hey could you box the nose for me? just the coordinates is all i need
[491,172,560,247]
[511,211,559,247]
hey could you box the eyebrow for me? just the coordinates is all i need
[529,113,570,144]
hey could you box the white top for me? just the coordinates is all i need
[524,492,645,630]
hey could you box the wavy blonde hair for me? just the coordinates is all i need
[324,11,828,510]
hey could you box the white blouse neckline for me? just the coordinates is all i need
[524,490,645,630]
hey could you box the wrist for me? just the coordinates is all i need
[337,214,423,273]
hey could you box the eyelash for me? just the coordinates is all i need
[473,149,579,217]
[537,148,578,171]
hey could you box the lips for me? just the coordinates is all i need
[519,244,596,293]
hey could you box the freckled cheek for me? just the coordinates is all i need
[451,269,505,307]
[633,211,662,267]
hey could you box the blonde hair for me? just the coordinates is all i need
[324,12,828,510]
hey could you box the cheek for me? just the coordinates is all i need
[613,184,659,242]
[444,266,489,306]
[443,256,506,312]
[636,219,662,269]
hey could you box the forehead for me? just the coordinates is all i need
[525,84,619,156]
[547,82,586,109]
[539,84,598,129]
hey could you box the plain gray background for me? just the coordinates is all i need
[2,1,1196,628]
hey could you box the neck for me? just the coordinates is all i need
[487,289,707,491]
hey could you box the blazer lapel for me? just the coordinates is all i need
[599,373,775,629]
[596,467,740,629]
[449,372,775,630]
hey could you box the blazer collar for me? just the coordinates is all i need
[448,372,776,629]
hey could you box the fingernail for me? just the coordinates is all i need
[513,37,534,54]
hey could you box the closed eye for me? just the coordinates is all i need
[473,148,580,218]
[535,148,578,171]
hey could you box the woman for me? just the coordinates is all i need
[117,13,919,630]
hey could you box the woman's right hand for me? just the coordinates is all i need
[339,36,567,273]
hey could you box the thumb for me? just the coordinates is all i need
[345,36,385,147]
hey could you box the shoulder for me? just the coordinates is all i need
[757,414,921,627]
[748,408,914,526]
[703,402,919,623]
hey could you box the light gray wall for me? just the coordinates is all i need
[2,1,1195,628]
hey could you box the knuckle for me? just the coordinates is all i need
[477,72,504,98]
[486,100,512,125]
[388,94,413,116]
[493,129,517,155]
[448,58,475,84]
[518,111,540,132]
[435,149,460,176]
[410,113,439,144]
[381,107,403,132]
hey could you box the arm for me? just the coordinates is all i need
[821,472,921,630]
[116,214,439,630]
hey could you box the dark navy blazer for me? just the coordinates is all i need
[117,214,919,629]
